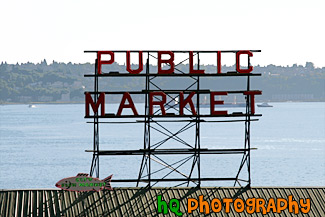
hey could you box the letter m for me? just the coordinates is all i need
[85,92,105,117]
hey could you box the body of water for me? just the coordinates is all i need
[0,102,324,188]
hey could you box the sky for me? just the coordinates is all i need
[0,0,324,67]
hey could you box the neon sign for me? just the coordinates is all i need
[84,50,262,118]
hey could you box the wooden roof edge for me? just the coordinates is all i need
[1,186,324,192]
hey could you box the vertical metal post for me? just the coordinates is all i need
[90,58,99,178]
[137,52,151,186]
[247,56,251,188]
[147,53,151,186]
[197,52,201,186]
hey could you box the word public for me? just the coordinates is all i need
[96,50,254,75]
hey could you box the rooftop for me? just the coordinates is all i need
[1,187,324,216]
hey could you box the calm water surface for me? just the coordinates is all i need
[0,102,324,188]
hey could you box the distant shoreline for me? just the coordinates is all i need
[1,100,324,105]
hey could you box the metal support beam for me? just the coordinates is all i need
[85,50,261,187]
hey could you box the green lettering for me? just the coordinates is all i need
[170,199,182,216]
[157,195,168,214]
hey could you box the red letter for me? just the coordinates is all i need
[126,51,143,74]
[210,92,228,115]
[117,92,138,116]
[236,50,253,73]
[85,92,105,116]
[149,92,166,115]
[217,51,222,74]
[158,51,174,74]
[244,91,262,114]
[189,51,205,74]
[97,51,114,74]
[179,92,196,115]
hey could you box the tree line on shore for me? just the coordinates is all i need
[0,60,324,103]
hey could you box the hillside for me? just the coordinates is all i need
[0,60,324,103]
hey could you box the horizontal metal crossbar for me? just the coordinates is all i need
[86,119,260,124]
[84,73,261,77]
[85,90,261,94]
[110,177,239,183]
[85,148,257,155]
[84,50,262,53]
[85,114,262,119]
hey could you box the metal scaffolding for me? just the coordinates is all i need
[84,50,262,188]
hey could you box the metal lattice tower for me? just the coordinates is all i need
[85,50,262,188]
